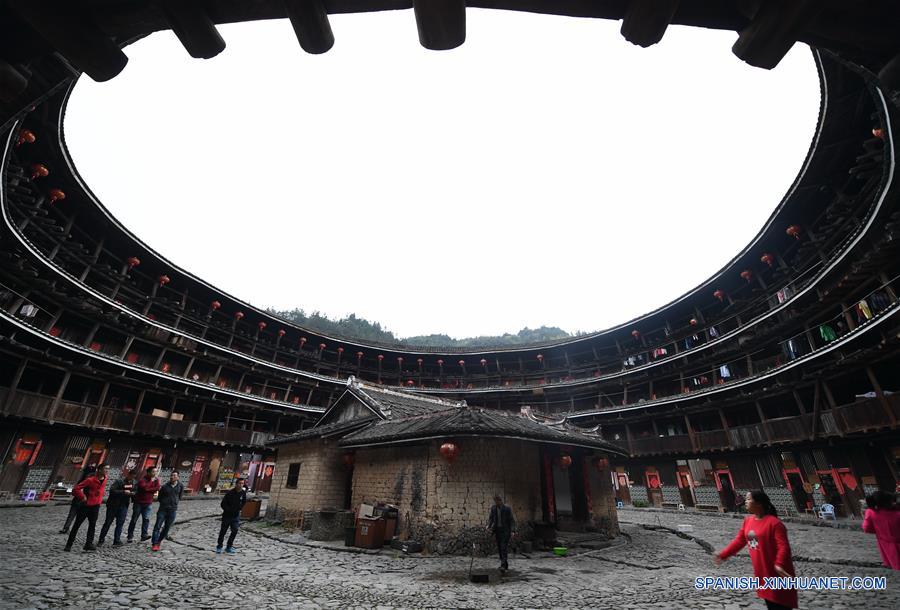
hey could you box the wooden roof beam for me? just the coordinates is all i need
[621,0,679,48]
[414,0,466,51]
[159,0,226,60]
[283,0,334,55]
[732,0,820,70]
[8,0,127,82]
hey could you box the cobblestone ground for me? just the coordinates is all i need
[0,502,897,609]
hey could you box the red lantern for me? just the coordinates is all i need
[417,358,423,366]
[439,442,459,463]
[157,275,170,286]
[631,330,640,339]
[713,289,725,302]
[234,311,244,320]
[356,351,364,360]
[337,346,344,353]
[16,130,35,147]
[397,356,403,363]
[536,354,543,361]
[30,164,49,180]
[872,127,884,139]
[437,359,444,366]
[407,379,415,386]
[594,457,609,471]
[277,329,286,338]
[258,321,267,331]
[342,453,355,467]
[126,256,140,268]
[786,225,801,240]
[300,337,307,347]
[740,270,752,283]
[377,354,384,361]
[458,360,465,367]
[559,455,573,469]
[760,253,774,267]
[319,343,326,351]
[48,188,65,204]
[480,358,487,366]
[210,300,221,310]
[689,318,698,326]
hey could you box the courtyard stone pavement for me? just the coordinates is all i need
[0,501,897,609]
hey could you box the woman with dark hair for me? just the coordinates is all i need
[715,490,798,610]
[862,491,900,570]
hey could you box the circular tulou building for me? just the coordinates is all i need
[1,2,899,552]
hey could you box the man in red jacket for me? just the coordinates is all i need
[127,466,160,543]
[64,463,109,552]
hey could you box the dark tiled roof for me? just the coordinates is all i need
[349,382,464,418]
[337,406,627,455]
[267,417,377,446]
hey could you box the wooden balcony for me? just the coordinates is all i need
[728,423,767,449]
[767,414,811,443]
[1,389,272,448]
[694,429,730,450]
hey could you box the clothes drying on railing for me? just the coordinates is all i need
[819,324,837,342]
[869,291,891,312]
[709,326,719,338]
[784,338,802,360]
[856,299,873,323]
[651,347,668,359]
[776,285,794,304]
[719,364,732,379]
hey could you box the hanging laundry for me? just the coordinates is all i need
[18,303,37,318]
[719,364,732,378]
[857,299,873,321]
[869,291,891,312]
[784,339,800,360]
[709,326,719,338]
[819,324,837,342]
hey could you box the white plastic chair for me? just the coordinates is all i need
[818,503,836,520]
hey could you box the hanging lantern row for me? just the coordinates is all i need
[126,256,140,268]
[439,442,459,463]
[157,275,170,286]
[48,188,66,204]
[30,163,49,180]
[16,129,36,147]
[760,253,775,267]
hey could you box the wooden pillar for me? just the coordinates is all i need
[684,414,698,453]
[130,390,146,433]
[48,371,72,420]
[755,401,772,444]
[1,359,29,413]
[718,408,733,448]
[866,367,897,425]
[792,390,807,415]
[810,381,821,440]
[624,423,634,457]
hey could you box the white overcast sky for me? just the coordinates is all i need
[65,10,820,340]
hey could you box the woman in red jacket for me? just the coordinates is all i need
[64,463,109,552]
[714,490,798,610]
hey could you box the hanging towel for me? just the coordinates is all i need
[819,324,837,342]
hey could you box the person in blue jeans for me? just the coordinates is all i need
[127,466,160,542]
[151,471,184,551]
[97,469,137,546]
[216,477,247,554]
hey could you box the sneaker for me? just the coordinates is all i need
[63,545,71,552]
[112,540,123,547]
[96,540,105,547]
[151,544,160,552]
[215,546,223,554]
[59,529,68,534]
[83,544,97,552]
[166,535,175,541]
[126,538,134,544]
[140,535,151,541]
[225,547,236,555]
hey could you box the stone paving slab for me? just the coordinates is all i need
[0,501,897,609]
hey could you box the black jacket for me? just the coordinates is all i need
[488,504,516,532]
[106,478,136,509]
[221,486,247,519]
[157,480,185,511]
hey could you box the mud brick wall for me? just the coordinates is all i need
[268,439,346,519]
[588,459,620,537]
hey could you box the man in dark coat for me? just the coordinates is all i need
[151,471,184,551]
[58,465,95,534]
[486,494,516,571]
[97,469,137,546]
[216,476,247,555]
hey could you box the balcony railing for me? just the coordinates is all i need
[2,389,272,448]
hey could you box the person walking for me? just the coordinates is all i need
[862,491,900,570]
[58,465,95,534]
[216,476,247,555]
[64,464,109,552]
[151,471,184,551]
[97,469,137,547]
[127,466,160,543]
[714,490,798,610]
[486,494,516,571]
